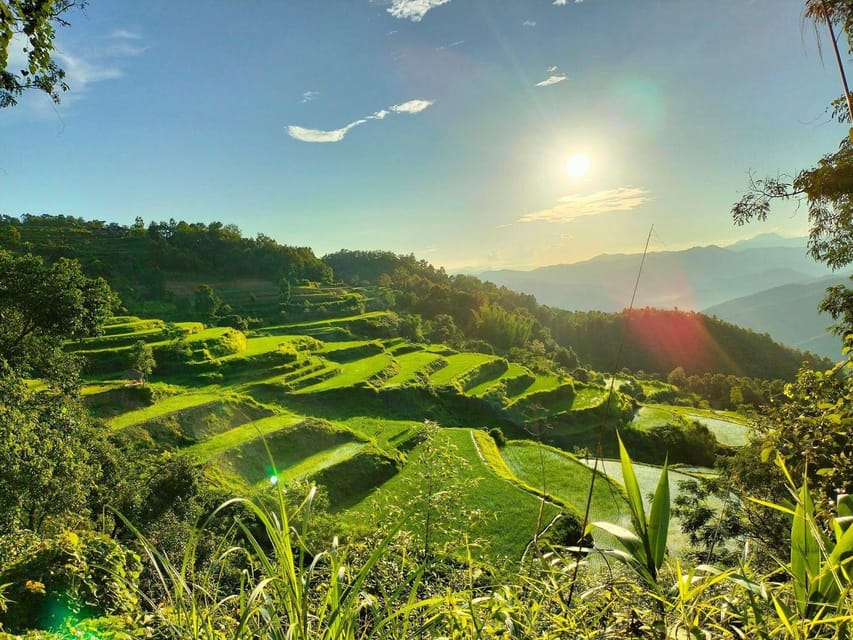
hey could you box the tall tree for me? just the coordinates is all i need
[0,250,115,380]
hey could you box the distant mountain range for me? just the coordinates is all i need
[703,275,847,360]
[478,233,850,360]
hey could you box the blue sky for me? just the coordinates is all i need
[0,0,847,270]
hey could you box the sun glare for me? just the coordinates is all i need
[566,153,590,178]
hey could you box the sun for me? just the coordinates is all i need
[566,153,590,178]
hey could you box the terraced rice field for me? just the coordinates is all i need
[296,352,395,392]
[78,298,700,564]
[108,392,223,431]
[347,428,559,561]
[678,412,750,446]
[581,457,711,554]
[467,362,530,397]
[383,351,445,387]
[428,353,496,386]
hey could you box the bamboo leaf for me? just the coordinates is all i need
[617,433,647,538]
[593,520,646,561]
[648,458,670,571]
[791,481,821,616]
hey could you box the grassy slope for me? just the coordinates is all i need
[296,352,394,392]
[108,392,222,430]
[384,352,444,387]
[428,354,495,386]
[501,441,627,529]
[467,362,529,397]
[346,428,559,562]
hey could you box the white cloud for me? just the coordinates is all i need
[519,187,651,223]
[387,0,452,21]
[535,74,567,87]
[286,98,434,143]
[286,120,367,143]
[553,0,584,4]
[390,99,433,114]
[522,20,537,27]
[547,65,558,72]
[301,90,319,103]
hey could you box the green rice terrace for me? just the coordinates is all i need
[74,285,741,565]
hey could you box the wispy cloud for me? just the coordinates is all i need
[436,39,465,51]
[7,28,146,113]
[387,0,452,21]
[286,98,434,143]
[553,0,584,4]
[390,99,433,114]
[522,19,537,27]
[102,29,148,56]
[301,90,319,103]
[535,74,567,87]
[519,187,651,223]
[109,28,142,40]
[547,65,558,72]
[286,122,366,143]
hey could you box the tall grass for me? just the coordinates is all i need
[105,445,853,640]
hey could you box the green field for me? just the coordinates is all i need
[677,412,750,446]
[383,351,445,387]
[636,404,751,446]
[347,428,560,561]
[108,392,222,431]
[467,362,529,397]
[428,353,496,386]
[296,352,395,392]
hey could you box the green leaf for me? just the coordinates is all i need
[617,433,647,539]
[592,520,646,559]
[648,458,670,570]
[791,481,821,616]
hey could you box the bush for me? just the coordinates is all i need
[488,427,506,448]
[216,314,249,331]
[0,531,141,634]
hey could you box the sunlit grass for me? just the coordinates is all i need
[107,392,223,430]
[428,353,495,386]
[383,351,444,386]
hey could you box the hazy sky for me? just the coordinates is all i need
[0,0,847,270]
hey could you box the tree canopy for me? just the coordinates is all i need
[0,0,85,108]
[0,249,115,379]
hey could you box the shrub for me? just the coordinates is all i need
[488,426,506,448]
[0,531,141,634]
[216,314,249,331]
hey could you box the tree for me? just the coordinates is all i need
[0,370,105,533]
[0,0,86,108]
[129,340,155,385]
[732,4,853,336]
[0,250,115,379]
[194,284,222,323]
[803,0,853,123]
